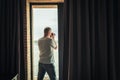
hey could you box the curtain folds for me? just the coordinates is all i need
[0,0,26,80]
[63,0,120,80]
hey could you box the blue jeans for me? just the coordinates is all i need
[37,63,56,80]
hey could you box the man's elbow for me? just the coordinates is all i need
[54,46,57,50]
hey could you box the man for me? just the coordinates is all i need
[38,27,57,80]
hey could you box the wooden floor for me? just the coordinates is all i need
[34,76,59,80]
[34,76,50,80]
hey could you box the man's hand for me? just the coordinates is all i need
[50,33,55,39]
[51,35,55,39]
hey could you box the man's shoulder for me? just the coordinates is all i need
[46,38,53,43]
[38,37,52,42]
[38,37,44,42]
[38,38,42,41]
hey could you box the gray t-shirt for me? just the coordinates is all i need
[38,37,56,64]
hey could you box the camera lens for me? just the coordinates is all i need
[51,33,55,35]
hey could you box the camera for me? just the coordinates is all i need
[51,33,55,36]
[50,33,55,38]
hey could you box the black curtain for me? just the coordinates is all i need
[0,0,26,80]
[58,3,64,80]
[63,0,120,80]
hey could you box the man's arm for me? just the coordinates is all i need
[50,39,57,50]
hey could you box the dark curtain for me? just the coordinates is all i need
[0,0,26,80]
[58,3,64,80]
[63,0,120,80]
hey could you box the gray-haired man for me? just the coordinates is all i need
[38,27,57,80]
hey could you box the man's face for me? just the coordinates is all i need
[48,30,52,36]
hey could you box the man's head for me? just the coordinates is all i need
[44,27,52,37]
